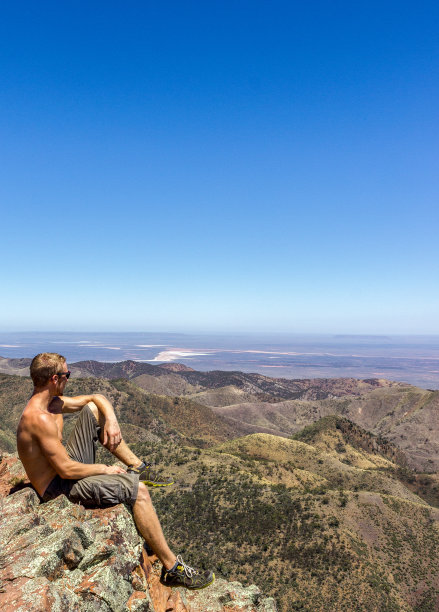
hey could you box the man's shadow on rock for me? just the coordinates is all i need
[8,481,33,495]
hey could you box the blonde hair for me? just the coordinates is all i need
[30,352,66,388]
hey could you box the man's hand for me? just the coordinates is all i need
[102,419,122,453]
[103,464,126,475]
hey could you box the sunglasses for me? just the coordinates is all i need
[56,371,71,379]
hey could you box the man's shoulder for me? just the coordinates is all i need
[21,404,58,433]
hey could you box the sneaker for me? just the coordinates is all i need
[127,461,174,487]
[160,555,215,590]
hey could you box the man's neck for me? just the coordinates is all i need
[31,387,55,411]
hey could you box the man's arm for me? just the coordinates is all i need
[49,393,122,452]
[35,412,125,479]
[88,394,122,452]
[49,394,95,414]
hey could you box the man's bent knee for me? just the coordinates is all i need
[86,402,115,448]
[87,401,99,420]
[135,482,151,504]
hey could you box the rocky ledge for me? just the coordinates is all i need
[0,455,277,612]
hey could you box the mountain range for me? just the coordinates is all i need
[2,356,437,471]
[0,357,439,610]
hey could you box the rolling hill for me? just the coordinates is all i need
[142,423,439,611]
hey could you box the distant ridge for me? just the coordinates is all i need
[0,356,402,396]
[157,362,195,372]
[334,334,392,340]
[0,356,32,376]
[70,359,158,379]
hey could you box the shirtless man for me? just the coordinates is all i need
[17,352,214,590]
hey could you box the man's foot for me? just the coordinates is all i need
[127,461,174,487]
[160,555,215,590]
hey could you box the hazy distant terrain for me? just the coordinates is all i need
[1,331,439,388]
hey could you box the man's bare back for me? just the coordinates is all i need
[17,399,64,496]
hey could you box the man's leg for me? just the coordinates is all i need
[81,405,214,588]
[86,403,176,567]
[133,482,176,569]
[133,485,215,589]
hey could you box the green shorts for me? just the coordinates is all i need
[42,405,139,507]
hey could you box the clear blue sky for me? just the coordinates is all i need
[1,1,438,333]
